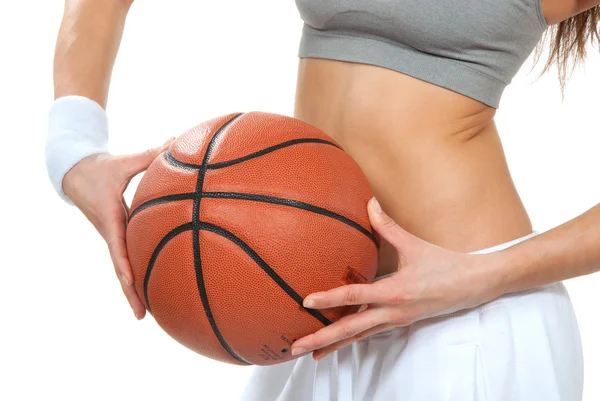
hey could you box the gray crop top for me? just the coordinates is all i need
[296,0,548,108]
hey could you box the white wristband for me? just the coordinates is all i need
[45,96,109,205]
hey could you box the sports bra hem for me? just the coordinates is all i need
[298,24,507,108]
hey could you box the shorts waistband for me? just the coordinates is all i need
[467,230,540,255]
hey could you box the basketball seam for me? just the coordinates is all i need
[143,222,194,310]
[163,137,341,171]
[129,193,196,220]
[130,191,378,247]
[199,221,333,326]
[142,222,334,363]
[207,138,341,169]
[204,192,379,247]
[164,151,199,171]
[192,114,249,365]
[146,137,379,246]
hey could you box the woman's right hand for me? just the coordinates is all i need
[62,138,174,319]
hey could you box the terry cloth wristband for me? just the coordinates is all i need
[45,95,109,205]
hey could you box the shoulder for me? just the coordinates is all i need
[541,0,600,25]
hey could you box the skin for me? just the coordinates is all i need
[55,0,600,363]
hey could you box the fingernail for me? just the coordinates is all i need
[291,347,306,356]
[303,298,317,308]
[134,311,142,320]
[163,137,175,147]
[370,197,382,214]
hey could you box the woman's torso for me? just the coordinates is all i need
[294,59,533,277]
[290,0,574,277]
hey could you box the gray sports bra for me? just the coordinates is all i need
[296,0,548,108]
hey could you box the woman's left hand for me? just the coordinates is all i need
[290,197,503,361]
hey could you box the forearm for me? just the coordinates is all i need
[54,0,132,107]
[484,202,600,295]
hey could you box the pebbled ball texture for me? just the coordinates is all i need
[126,112,379,366]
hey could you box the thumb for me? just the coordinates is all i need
[367,197,416,251]
[117,137,175,179]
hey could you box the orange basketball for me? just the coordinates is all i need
[126,112,379,366]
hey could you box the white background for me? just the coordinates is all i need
[1,1,599,400]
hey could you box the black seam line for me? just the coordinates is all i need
[129,190,379,247]
[198,221,333,327]
[203,192,379,248]
[143,222,194,312]
[129,193,196,220]
[164,151,198,171]
[206,138,341,169]
[141,114,243,308]
[202,114,244,167]
[163,138,341,171]
[193,113,248,365]
[141,222,252,365]
[141,221,331,361]
[192,226,250,366]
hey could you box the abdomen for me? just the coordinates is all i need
[293,58,533,276]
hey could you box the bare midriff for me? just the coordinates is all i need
[294,58,533,278]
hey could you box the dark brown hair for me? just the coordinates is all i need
[534,6,600,92]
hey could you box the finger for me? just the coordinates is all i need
[122,197,131,225]
[291,307,388,355]
[367,197,416,251]
[107,227,146,319]
[303,280,397,309]
[122,281,147,320]
[116,137,175,181]
[105,216,134,287]
[312,322,393,361]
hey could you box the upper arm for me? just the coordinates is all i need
[541,0,600,25]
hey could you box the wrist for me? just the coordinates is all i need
[474,247,526,300]
[464,251,514,303]
[62,153,103,201]
[46,96,109,204]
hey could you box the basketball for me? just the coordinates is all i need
[126,112,379,366]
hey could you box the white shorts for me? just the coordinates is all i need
[238,231,584,401]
